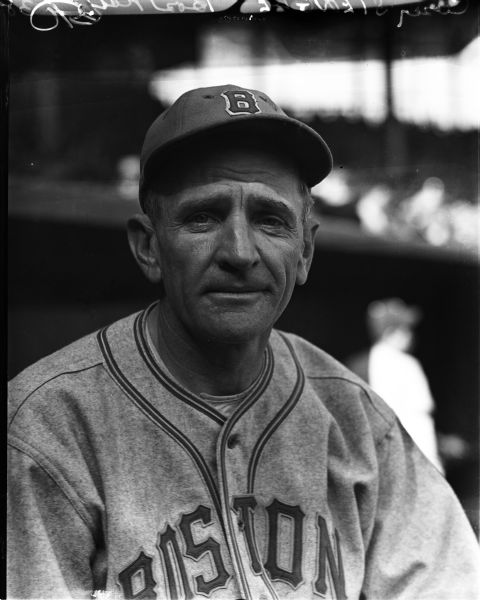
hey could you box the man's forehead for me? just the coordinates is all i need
[174,145,303,191]
[171,180,299,206]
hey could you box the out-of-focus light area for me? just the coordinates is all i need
[393,37,479,130]
[151,61,388,123]
[312,170,479,251]
[151,33,479,130]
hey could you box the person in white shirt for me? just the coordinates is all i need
[347,298,444,472]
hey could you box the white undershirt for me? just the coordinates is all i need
[198,389,253,418]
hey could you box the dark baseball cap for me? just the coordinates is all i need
[139,84,333,209]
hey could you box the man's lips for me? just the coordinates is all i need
[204,284,267,294]
[206,288,265,294]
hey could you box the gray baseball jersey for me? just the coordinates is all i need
[8,304,480,600]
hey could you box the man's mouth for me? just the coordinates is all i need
[204,280,268,294]
[204,286,267,301]
[208,287,264,294]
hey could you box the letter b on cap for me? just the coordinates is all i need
[221,90,261,116]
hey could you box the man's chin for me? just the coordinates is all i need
[193,313,274,345]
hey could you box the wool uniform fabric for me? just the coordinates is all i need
[8,305,480,600]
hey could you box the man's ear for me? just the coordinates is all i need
[127,214,163,284]
[296,220,319,286]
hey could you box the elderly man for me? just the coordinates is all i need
[8,85,480,600]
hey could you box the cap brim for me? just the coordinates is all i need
[141,113,333,193]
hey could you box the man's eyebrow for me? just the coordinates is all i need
[175,193,228,210]
[250,196,291,210]
[174,190,298,219]
[249,196,298,220]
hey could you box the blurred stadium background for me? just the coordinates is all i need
[7,5,479,531]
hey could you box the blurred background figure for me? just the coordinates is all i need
[396,177,449,246]
[355,183,394,236]
[116,155,141,201]
[346,298,444,473]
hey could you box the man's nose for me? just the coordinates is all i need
[216,215,260,271]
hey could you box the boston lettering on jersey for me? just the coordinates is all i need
[118,497,346,600]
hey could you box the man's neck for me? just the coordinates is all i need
[147,303,269,397]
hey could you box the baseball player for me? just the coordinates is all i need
[346,298,444,473]
[8,85,480,600]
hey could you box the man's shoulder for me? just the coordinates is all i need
[8,309,141,421]
[272,328,366,381]
[271,329,397,435]
[343,348,370,382]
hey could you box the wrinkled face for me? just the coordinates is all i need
[149,147,314,344]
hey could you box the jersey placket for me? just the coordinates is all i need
[217,409,280,600]
[215,332,306,600]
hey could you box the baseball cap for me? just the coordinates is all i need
[139,84,333,209]
[367,298,422,337]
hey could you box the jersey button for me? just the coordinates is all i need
[227,434,240,449]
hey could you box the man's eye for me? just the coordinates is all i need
[188,213,214,225]
[258,215,285,227]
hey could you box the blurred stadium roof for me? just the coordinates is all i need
[150,31,479,129]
